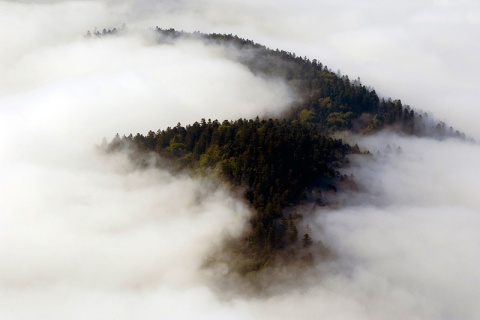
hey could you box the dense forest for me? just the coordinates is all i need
[109,118,358,273]
[103,27,466,276]
[150,27,465,139]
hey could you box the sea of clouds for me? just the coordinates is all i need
[1,1,479,319]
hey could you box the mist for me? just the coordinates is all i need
[1,0,480,319]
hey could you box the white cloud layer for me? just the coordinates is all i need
[1,0,479,319]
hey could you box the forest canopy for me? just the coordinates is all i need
[104,27,466,277]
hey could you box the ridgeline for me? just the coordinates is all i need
[105,27,465,277]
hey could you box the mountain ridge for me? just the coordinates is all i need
[102,27,467,285]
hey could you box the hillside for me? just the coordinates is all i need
[153,28,466,139]
[105,28,465,277]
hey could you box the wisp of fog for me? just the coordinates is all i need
[1,0,479,319]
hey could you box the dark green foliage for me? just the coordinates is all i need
[114,118,352,212]
[110,118,354,273]
[152,27,466,139]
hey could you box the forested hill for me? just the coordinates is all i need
[109,118,358,274]
[151,27,465,139]
[87,26,466,138]
[102,27,466,278]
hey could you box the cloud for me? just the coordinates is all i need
[1,0,479,319]
[0,1,292,318]
[120,0,480,138]
[310,134,480,319]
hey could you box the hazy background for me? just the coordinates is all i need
[0,0,479,319]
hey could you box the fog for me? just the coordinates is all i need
[1,0,479,319]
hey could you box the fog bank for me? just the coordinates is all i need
[1,0,479,319]
[311,135,480,319]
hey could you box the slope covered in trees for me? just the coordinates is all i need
[104,27,466,277]
[109,118,358,273]
[152,27,465,139]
